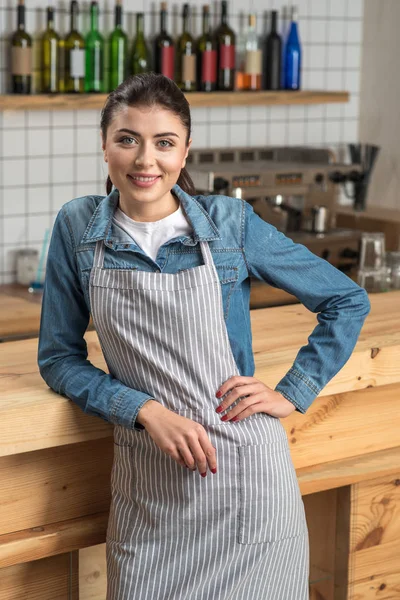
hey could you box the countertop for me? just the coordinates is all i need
[0,281,299,341]
[1,290,399,464]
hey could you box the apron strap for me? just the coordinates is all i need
[199,241,213,267]
[93,240,105,269]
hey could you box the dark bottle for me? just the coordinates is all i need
[284,5,301,90]
[264,10,282,90]
[131,13,150,75]
[64,0,85,93]
[10,0,32,94]
[197,4,217,92]
[85,1,104,92]
[215,0,236,91]
[41,7,60,93]
[109,0,128,90]
[154,2,175,80]
[176,3,196,91]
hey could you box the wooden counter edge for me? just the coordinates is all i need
[1,444,399,569]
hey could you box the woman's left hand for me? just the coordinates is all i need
[215,376,296,420]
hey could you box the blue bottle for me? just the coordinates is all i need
[284,5,301,90]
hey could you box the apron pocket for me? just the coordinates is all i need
[237,439,306,545]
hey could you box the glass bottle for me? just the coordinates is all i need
[215,0,236,91]
[154,2,175,80]
[243,14,262,91]
[284,5,301,90]
[131,13,150,75]
[197,4,217,92]
[64,0,85,93]
[41,7,60,93]
[264,10,282,90]
[85,1,104,92]
[108,0,128,90]
[176,3,196,91]
[10,0,32,93]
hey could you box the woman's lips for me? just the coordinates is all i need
[127,174,161,188]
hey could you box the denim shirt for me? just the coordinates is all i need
[37,183,371,431]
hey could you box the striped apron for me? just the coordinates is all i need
[89,238,310,600]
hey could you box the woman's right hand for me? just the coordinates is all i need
[136,400,217,476]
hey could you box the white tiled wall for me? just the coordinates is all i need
[0,0,364,283]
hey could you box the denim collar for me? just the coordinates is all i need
[80,183,221,247]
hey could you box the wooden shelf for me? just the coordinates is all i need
[0,90,349,111]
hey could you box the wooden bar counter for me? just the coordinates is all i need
[1,291,399,599]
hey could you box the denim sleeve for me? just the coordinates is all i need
[242,200,371,413]
[37,207,154,431]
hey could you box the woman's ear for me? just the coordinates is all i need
[182,138,192,169]
[101,132,108,162]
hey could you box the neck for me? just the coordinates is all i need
[117,190,179,222]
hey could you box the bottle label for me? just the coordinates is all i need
[182,54,196,82]
[220,44,235,69]
[70,48,85,78]
[161,46,175,79]
[245,50,262,75]
[201,50,217,83]
[11,47,32,76]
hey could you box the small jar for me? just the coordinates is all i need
[16,249,39,286]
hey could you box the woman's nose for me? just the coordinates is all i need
[134,143,155,167]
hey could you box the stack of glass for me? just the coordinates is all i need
[357,233,391,293]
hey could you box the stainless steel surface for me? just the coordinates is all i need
[187,145,363,275]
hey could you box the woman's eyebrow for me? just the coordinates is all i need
[116,128,180,139]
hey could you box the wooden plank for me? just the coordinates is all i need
[283,383,400,471]
[79,544,107,600]
[0,90,350,111]
[0,439,112,536]
[350,474,400,556]
[297,446,400,496]
[0,512,108,569]
[305,490,336,600]
[0,552,79,600]
[334,486,351,600]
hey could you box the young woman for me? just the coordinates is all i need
[38,73,370,599]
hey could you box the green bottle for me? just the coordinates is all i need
[131,13,150,75]
[176,3,196,91]
[85,1,104,92]
[64,0,85,93]
[41,7,60,93]
[10,0,32,94]
[108,0,128,90]
[197,4,217,92]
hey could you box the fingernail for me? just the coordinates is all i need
[211,468,217,474]
[231,416,238,422]
[216,391,222,398]
[201,472,207,477]
[215,405,223,413]
[221,415,228,421]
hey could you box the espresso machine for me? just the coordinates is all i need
[186,146,363,274]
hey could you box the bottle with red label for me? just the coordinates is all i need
[197,4,217,92]
[215,0,236,91]
[154,1,175,81]
[176,3,196,91]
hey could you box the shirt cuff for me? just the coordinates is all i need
[111,389,157,431]
[274,366,321,413]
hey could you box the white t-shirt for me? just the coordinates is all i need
[112,201,193,262]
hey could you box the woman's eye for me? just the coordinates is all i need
[158,139,173,148]
[120,136,136,145]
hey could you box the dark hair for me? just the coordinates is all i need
[100,72,195,196]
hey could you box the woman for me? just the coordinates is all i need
[38,73,370,599]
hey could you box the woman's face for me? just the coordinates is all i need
[102,104,191,210]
